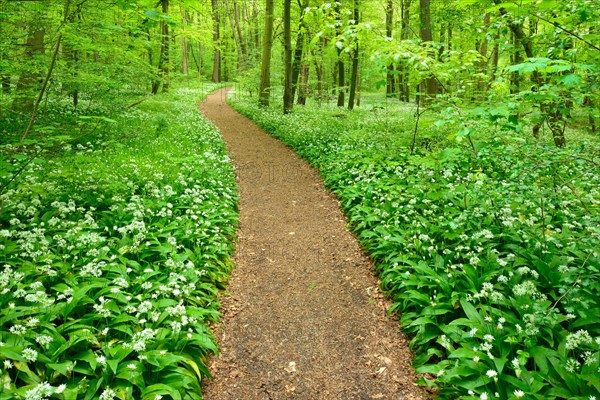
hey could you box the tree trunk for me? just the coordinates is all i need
[159,0,170,92]
[144,21,159,93]
[397,0,411,102]
[233,0,247,66]
[225,0,243,71]
[212,0,221,83]
[335,2,344,107]
[181,8,189,75]
[489,31,499,84]
[510,31,522,94]
[385,0,395,96]
[291,0,309,102]
[347,0,359,110]
[419,0,438,103]
[493,0,566,147]
[297,63,309,105]
[312,48,324,105]
[478,13,491,98]
[259,0,274,106]
[253,0,261,62]
[12,26,45,112]
[283,0,293,113]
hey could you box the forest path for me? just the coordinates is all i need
[200,88,428,400]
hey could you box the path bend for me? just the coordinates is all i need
[200,88,429,400]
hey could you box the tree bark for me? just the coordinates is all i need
[234,0,247,66]
[335,2,345,107]
[419,0,438,103]
[12,26,45,112]
[493,0,566,147]
[159,0,170,92]
[297,63,309,105]
[347,0,359,110]
[259,0,274,106]
[181,8,189,75]
[225,0,243,71]
[291,0,309,102]
[510,31,522,94]
[64,2,83,107]
[397,0,411,102]
[212,0,221,83]
[385,0,395,96]
[311,47,324,104]
[478,13,491,97]
[283,0,293,113]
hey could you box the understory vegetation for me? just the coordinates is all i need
[0,82,238,400]
[230,93,600,400]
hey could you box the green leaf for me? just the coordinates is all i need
[141,384,182,400]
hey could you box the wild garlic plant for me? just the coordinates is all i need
[0,84,237,399]
[231,97,600,400]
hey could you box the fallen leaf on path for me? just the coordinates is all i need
[375,367,386,375]
[284,361,297,373]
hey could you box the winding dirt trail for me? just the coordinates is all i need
[200,88,429,400]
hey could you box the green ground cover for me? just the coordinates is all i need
[0,82,238,399]
[229,94,600,400]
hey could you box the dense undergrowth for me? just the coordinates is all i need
[0,82,238,399]
[229,94,600,400]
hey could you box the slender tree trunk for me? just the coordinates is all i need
[291,0,309,102]
[419,0,438,103]
[64,3,82,107]
[212,0,221,82]
[223,36,230,81]
[0,19,9,94]
[439,24,446,59]
[283,0,293,113]
[181,8,189,75]
[12,26,45,112]
[493,0,566,146]
[584,96,597,133]
[253,1,261,61]
[297,63,309,105]
[225,0,243,71]
[259,0,274,106]
[335,2,345,107]
[489,34,499,83]
[385,0,395,96]
[21,0,72,142]
[233,0,247,65]
[311,48,324,104]
[148,25,160,94]
[158,0,170,92]
[347,0,359,110]
[510,32,522,94]
[398,0,411,102]
[199,42,203,76]
[478,13,490,98]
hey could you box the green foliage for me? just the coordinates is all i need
[230,94,600,399]
[0,82,238,399]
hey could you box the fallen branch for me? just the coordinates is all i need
[125,98,148,109]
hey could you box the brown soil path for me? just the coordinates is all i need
[200,88,430,400]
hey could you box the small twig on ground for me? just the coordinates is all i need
[546,252,592,317]
[125,98,148,109]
